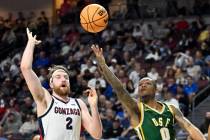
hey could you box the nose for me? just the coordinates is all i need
[140,83,147,89]
[61,76,68,82]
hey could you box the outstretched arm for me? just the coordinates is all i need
[91,45,140,126]
[20,28,49,110]
[171,105,205,140]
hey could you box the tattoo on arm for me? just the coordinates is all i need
[98,65,137,111]
[173,106,192,129]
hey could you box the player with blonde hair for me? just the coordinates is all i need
[20,29,102,140]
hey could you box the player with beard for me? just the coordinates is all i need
[91,45,205,140]
[20,28,102,140]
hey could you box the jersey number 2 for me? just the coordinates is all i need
[160,127,170,140]
[66,117,73,130]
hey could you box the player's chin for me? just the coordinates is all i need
[139,92,148,97]
[56,88,69,96]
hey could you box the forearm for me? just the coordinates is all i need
[89,105,102,139]
[173,105,205,140]
[21,40,35,69]
[99,64,133,103]
[188,125,206,140]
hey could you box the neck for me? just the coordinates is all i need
[52,93,69,101]
[143,99,162,111]
[143,99,157,107]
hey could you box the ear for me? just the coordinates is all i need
[49,78,53,89]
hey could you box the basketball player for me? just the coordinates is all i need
[20,28,102,140]
[91,45,205,140]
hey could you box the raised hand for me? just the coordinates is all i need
[91,44,106,65]
[26,28,41,45]
[84,87,98,107]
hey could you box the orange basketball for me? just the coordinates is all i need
[80,4,108,33]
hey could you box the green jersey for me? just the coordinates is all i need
[134,102,176,140]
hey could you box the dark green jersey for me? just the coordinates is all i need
[134,102,176,140]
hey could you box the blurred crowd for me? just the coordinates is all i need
[0,0,210,140]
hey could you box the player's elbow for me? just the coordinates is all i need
[20,64,30,71]
[92,131,102,140]
[91,126,103,140]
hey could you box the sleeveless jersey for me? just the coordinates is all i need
[38,96,82,140]
[134,102,175,140]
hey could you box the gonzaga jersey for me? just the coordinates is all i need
[38,96,81,140]
[134,102,175,140]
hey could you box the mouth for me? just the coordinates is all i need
[141,89,146,92]
[61,84,67,88]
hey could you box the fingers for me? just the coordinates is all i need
[91,44,103,54]
[84,86,96,97]
[35,40,42,45]
[26,27,31,37]
[26,28,29,34]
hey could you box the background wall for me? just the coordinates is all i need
[0,0,53,19]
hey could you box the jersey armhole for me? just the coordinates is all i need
[167,104,175,124]
[38,98,54,118]
[134,102,144,129]
[75,99,81,111]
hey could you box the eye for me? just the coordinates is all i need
[64,75,69,80]
[54,75,61,79]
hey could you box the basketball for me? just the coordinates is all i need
[80,4,109,33]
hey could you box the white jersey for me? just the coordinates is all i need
[38,96,82,140]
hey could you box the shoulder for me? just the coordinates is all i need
[168,104,184,119]
[74,98,87,109]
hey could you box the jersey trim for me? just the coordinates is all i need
[134,102,144,129]
[38,98,54,118]
[52,95,70,104]
[167,104,175,116]
[140,126,146,140]
[38,118,45,138]
[144,101,165,114]
[75,99,81,111]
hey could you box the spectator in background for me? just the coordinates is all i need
[194,50,205,67]
[123,36,137,52]
[129,62,141,88]
[183,75,198,104]
[176,16,189,31]
[33,51,50,68]
[38,67,49,89]
[0,126,7,140]
[132,24,142,38]
[0,97,6,121]
[203,55,210,78]
[176,84,189,116]
[119,126,137,140]
[19,113,38,136]
[80,59,96,74]
[101,109,116,139]
[3,112,22,135]
[58,0,71,24]
[186,57,201,81]
[147,67,159,81]
[174,52,191,69]
[110,118,124,138]
[164,89,179,109]
[88,70,106,90]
